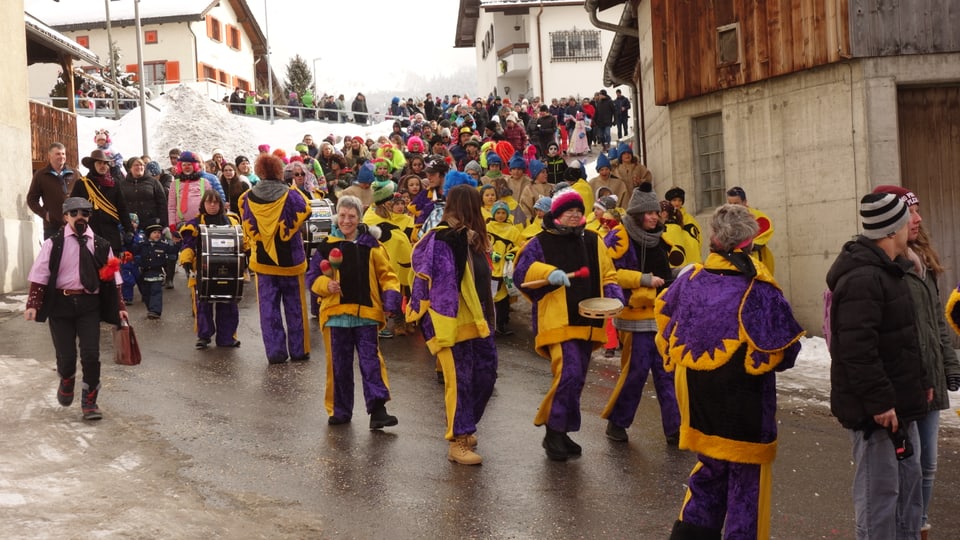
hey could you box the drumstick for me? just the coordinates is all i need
[520,266,589,288]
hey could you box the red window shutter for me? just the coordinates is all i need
[206,16,213,39]
[166,61,180,83]
[125,64,139,82]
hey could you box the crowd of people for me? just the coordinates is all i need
[21,93,960,538]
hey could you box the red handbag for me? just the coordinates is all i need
[114,320,142,365]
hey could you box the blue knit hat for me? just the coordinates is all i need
[178,151,201,164]
[443,170,478,192]
[606,147,619,162]
[596,153,611,171]
[617,142,633,156]
[528,159,546,179]
[508,152,526,171]
[487,153,502,166]
[356,163,375,184]
[491,201,510,219]
[534,196,552,213]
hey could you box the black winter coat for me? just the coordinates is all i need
[826,236,929,429]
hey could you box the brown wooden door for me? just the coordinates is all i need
[898,86,960,344]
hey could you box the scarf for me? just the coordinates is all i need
[622,214,663,248]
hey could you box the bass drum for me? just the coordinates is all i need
[197,224,245,303]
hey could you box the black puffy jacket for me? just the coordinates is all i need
[826,236,929,429]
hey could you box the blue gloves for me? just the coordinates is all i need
[548,269,570,287]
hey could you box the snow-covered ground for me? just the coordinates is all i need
[66,86,960,431]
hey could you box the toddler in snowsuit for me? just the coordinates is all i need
[137,220,178,319]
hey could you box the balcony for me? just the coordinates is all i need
[497,42,530,77]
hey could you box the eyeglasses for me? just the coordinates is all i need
[68,209,92,217]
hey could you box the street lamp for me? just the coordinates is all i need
[312,57,321,95]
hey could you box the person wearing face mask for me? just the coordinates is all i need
[72,149,134,255]
[513,189,623,461]
[24,197,128,421]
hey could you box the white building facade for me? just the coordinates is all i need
[25,0,267,103]
[458,0,627,102]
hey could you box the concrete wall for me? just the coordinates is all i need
[645,52,960,334]
[2,1,40,293]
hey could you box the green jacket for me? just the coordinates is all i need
[905,256,960,411]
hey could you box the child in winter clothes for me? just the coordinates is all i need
[137,220,178,319]
[487,201,524,336]
[120,213,144,303]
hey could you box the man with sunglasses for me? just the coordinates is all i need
[24,197,128,421]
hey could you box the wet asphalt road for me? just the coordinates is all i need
[4,280,960,539]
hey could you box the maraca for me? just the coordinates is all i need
[328,248,343,271]
[320,259,335,278]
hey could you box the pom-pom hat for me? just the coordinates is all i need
[550,189,585,216]
[178,151,201,164]
[627,182,660,216]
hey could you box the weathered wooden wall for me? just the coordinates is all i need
[850,0,960,56]
[898,86,960,345]
[651,0,851,105]
[29,101,78,173]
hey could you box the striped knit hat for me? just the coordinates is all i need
[860,192,909,240]
[550,189,585,216]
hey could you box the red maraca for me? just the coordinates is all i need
[320,259,335,278]
[328,248,343,271]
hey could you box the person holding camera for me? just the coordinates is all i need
[827,192,929,539]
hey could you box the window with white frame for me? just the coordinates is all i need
[693,113,726,212]
[142,61,166,85]
[549,30,601,62]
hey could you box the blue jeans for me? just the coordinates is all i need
[596,125,611,146]
[849,422,922,539]
[916,409,940,526]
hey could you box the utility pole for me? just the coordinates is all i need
[104,0,120,119]
[133,0,148,154]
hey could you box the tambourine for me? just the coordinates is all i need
[578,297,623,319]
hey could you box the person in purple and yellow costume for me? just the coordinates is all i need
[600,182,681,445]
[311,195,401,429]
[408,173,497,465]
[655,204,804,540]
[178,191,245,348]
[514,189,623,462]
[238,155,311,364]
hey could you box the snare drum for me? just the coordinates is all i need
[578,297,623,319]
[197,224,245,303]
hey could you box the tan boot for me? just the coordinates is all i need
[448,436,482,465]
[465,434,478,448]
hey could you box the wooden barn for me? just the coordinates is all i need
[589,0,960,334]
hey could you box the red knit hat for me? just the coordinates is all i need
[873,185,919,206]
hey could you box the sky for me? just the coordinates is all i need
[245,0,477,93]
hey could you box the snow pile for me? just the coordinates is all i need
[149,86,256,161]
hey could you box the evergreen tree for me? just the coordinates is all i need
[283,54,313,100]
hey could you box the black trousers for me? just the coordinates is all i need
[47,293,102,388]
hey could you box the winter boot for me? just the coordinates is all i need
[605,420,629,442]
[542,426,569,461]
[57,376,75,406]
[448,436,482,465]
[369,401,398,429]
[81,383,102,421]
[669,519,722,540]
[465,433,478,448]
[563,433,582,456]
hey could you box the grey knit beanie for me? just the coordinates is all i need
[627,182,660,215]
